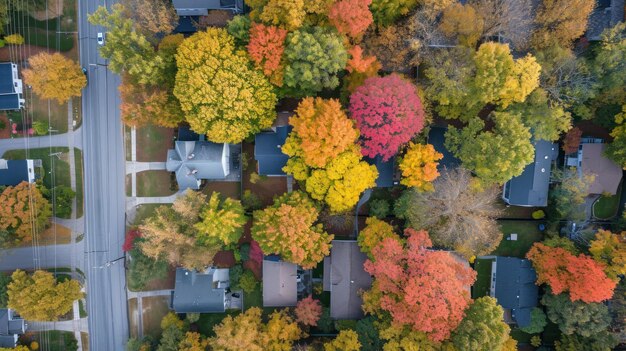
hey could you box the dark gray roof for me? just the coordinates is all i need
[326,241,372,320]
[0,160,30,186]
[503,140,557,207]
[262,260,297,307]
[0,63,22,111]
[167,141,229,190]
[172,0,242,15]
[255,126,291,176]
[427,127,460,171]
[586,0,625,40]
[172,268,226,313]
[177,126,200,142]
[0,308,25,347]
[365,156,395,188]
[494,257,538,328]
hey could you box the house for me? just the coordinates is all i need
[365,156,397,188]
[0,159,36,186]
[323,241,372,320]
[503,140,558,207]
[490,257,539,328]
[586,0,625,41]
[567,140,623,195]
[427,126,460,172]
[166,140,230,190]
[172,0,243,16]
[262,258,298,307]
[0,309,26,348]
[171,268,235,313]
[254,126,291,176]
[0,62,25,111]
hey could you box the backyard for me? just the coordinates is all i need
[593,187,621,219]
[24,331,78,351]
[472,258,493,299]
[242,143,288,206]
[491,220,544,258]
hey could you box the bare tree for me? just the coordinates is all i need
[395,168,503,258]
[470,0,535,50]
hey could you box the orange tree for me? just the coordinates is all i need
[22,53,86,103]
[0,181,51,245]
[247,23,287,86]
[251,191,333,268]
[399,143,443,191]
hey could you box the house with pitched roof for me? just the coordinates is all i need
[172,268,240,313]
[0,62,24,111]
[254,126,291,176]
[490,257,539,328]
[323,241,372,320]
[262,258,298,307]
[566,140,623,195]
[0,159,36,186]
[0,309,26,348]
[166,141,232,190]
[503,140,558,207]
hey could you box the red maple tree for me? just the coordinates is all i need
[562,127,582,154]
[349,74,425,161]
[363,228,476,342]
[247,23,288,78]
[122,229,141,252]
[526,243,616,303]
[328,0,373,40]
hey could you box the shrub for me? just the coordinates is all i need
[531,335,541,347]
[32,120,49,136]
[532,210,546,219]
[242,189,263,210]
[0,119,6,130]
[249,172,261,184]
[239,270,258,293]
[4,34,24,45]
[368,199,390,219]
[0,39,5,48]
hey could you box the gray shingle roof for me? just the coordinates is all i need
[325,241,372,320]
[262,260,297,307]
[172,268,226,313]
[172,0,242,16]
[493,257,539,328]
[0,308,25,348]
[167,141,230,190]
[255,126,291,176]
[503,140,558,207]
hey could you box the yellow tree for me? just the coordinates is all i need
[22,53,86,103]
[325,330,361,351]
[265,309,304,350]
[590,229,626,280]
[531,0,595,49]
[8,270,83,321]
[253,0,306,31]
[288,97,359,168]
[174,28,277,143]
[399,143,443,191]
[178,332,209,351]
[118,76,184,128]
[0,181,51,244]
[439,3,484,47]
[357,217,398,259]
[251,191,333,269]
[194,192,247,248]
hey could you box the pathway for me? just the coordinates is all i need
[28,318,89,333]
[125,161,166,174]
[0,127,82,156]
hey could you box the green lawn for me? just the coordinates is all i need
[8,9,75,51]
[79,299,87,318]
[28,90,70,134]
[74,148,83,218]
[3,147,70,189]
[593,192,621,219]
[472,258,493,299]
[136,124,175,162]
[244,285,263,310]
[491,221,544,258]
[32,331,78,351]
[136,170,176,197]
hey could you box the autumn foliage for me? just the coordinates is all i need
[349,74,426,161]
[344,46,381,93]
[561,127,582,154]
[22,53,87,103]
[294,295,322,326]
[122,229,141,252]
[357,217,397,259]
[399,143,443,191]
[526,243,617,303]
[0,181,51,244]
[247,23,287,84]
[251,191,333,268]
[363,229,476,341]
[119,77,183,128]
[589,229,626,280]
[328,0,373,40]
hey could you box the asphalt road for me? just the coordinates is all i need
[78,0,129,350]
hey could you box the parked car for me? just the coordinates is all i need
[97,32,104,45]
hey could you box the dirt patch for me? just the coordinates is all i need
[30,0,64,20]
[141,296,171,339]
[197,10,234,28]
[143,265,176,291]
[213,250,236,268]
[14,222,72,247]
[0,114,10,139]
[202,181,241,200]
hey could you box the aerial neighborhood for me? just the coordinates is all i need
[0,0,625,350]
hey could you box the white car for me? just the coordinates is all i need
[97,32,104,45]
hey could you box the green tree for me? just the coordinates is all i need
[555,330,618,351]
[370,0,419,26]
[0,274,10,308]
[88,4,164,85]
[542,293,611,337]
[8,270,83,321]
[32,120,49,136]
[174,28,277,143]
[355,317,384,351]
[606,106,626,168]
[50,185,76,218]
[588,23,626,115]
[282,27,348,97]
[158,313,187,351]
[507,88,571,141]
[550,168,595,220]
[520,307,548,334]
[445,113,534,186]
[127,246,169,291]
[451,297,512,351]
[194,192,247,248]
[227,15,251,47]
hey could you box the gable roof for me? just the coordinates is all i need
[365,156,395,188]
[503,140,558,207]
[166,141,230,190]
[493,257,539,328]
[172,268,226,313]
[262,259,297,307]
[581,143,623,195]
[427,127,460,171]
[324,241,372,320]
[0,63,24,111]
[0,160,34,186]
[255,126,291,176]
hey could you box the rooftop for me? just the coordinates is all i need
[172,0,243,16]
[262,259,298,307]
[586,0,625,40]
[365,156,396,188]
[492,257,538,328]
[172,268,228,313]
[428,126,460,172]
[255,126,291,176]
[581,143,623,195]
[0,62,24,111]
[0,159,35,186]
[166,141,230,190]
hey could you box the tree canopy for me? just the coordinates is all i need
[531,0,595,49]
[22,53,86,103]
[174,28,277,143]
[328,0,373,41]
[0,181,51,245]
[542,292,612,337]
[451,297,513,351]
[399,143,442,191]
[194,192,247,248]
[589,229,626,280]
